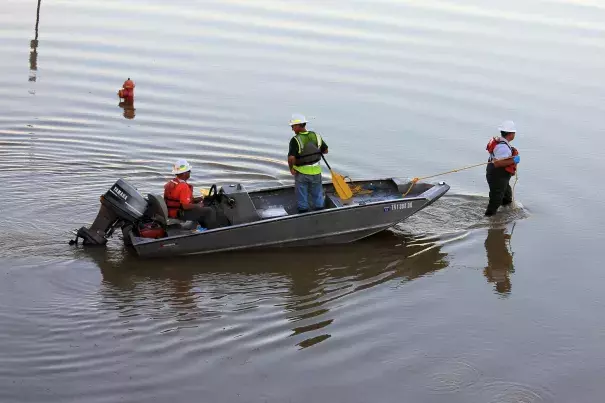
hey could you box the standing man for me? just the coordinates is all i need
[485,120,521,216]
[164,159,219,229]
[287,114,329,213]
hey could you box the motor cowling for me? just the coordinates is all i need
[74,179,148,245]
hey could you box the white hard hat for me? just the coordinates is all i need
[498,120,516,133]
[289,113,308,126]
[172,159,192,175]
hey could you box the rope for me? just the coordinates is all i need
[400,161,519,210]
[401,161,490,198]
[343,161,491,198]
[344,160,519,207]
[511,169,518,204]
[350,184,373,195]
[344,176,374,196]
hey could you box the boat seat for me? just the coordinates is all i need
[166,218,183,226]
[166,218,197,229]
[146,194,196,230]
[258,206,288,219]
[165,222,197,237]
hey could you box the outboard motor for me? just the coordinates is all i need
[72,179,148,245]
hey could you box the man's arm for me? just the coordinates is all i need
[288,138,298,175]
[320,143,328,154]
[491,144,516,168]
[288,156,297,175]
[319,136,328,154]
[178,184,199,210]
[492,157,515,168]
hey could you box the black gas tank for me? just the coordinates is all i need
[101,179,148,223]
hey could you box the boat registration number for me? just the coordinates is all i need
[385,202,413,212]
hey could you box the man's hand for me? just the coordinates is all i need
[288,156,297,176]
[193,196,204,204]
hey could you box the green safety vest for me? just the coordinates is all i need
[293,131,323,175]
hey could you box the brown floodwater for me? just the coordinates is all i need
[1,0,605,402]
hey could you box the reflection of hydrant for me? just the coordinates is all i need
[118,78,135,102]
[119,101,136,119]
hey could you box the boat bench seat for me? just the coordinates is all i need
[258,206,289,219]
[164,219,198,237]
[166,218,196,228]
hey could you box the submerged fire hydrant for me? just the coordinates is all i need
[117,78,135,102]
[117,78,135,119]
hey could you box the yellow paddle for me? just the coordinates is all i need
[321,154,353,200]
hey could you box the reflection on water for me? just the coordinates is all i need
[118,101,136,119]
[483,225,515,296]
[92,232,448,349]
[28,0,42,90]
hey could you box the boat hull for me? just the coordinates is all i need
[129,180,449,258]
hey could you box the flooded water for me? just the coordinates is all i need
[2,0,605,401]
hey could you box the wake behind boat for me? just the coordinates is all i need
[71,177,449,258]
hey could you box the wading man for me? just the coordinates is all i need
[485,121,521,216]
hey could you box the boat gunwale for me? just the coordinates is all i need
[243,176,437,195]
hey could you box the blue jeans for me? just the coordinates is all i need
[295,173,324,212]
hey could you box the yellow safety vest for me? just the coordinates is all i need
[293,131,323,175]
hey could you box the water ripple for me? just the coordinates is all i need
[475,381,555,403]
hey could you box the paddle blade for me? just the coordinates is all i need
[331,171,353,200]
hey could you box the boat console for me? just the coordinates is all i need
[215,183,261,225]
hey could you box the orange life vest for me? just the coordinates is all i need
[486,137,519,175]
[164,179,193,218]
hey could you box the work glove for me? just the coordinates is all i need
[513,155,520,164]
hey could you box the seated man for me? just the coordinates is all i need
[164,159,219,229]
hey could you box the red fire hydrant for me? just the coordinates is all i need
[118,78,135,102]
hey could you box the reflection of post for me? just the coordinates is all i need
[483,227,515,295]
[29,0,42,88]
